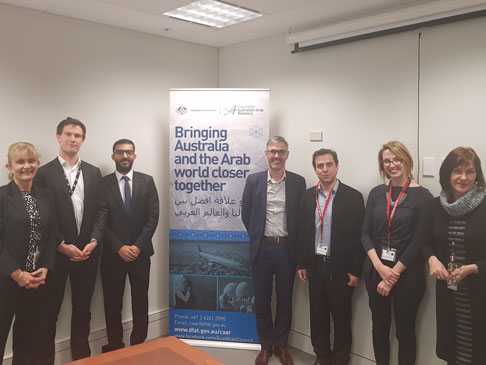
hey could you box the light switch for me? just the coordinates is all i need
[423,157,435,177]
[309,131,323,142]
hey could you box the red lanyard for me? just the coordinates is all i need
[386,180,410,247]
[315,181,332,241]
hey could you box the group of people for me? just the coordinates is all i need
[0,117,159,364]
[1,122,484,365]
[242,137,485,365]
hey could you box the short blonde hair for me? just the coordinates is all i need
[7,142,40,181]
[378,141,414,181]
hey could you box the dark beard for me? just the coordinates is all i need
[116,160,133,174]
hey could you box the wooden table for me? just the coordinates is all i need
[66,336,224,365]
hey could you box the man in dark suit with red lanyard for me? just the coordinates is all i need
[100,138,159,353]
[35,117,106,363]
[242,136,306,365]
[297,148,365,365]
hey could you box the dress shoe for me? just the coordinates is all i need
[101,342,125,353]
[255,349,273,365]
[274,347,294,365]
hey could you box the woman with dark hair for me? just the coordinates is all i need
[362,141,432,365]
[424,147,486,365]
[0,142,57,364]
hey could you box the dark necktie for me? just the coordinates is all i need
[122,176,131,213]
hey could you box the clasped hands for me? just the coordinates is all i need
[58,240,98,261]
[428,256,476,283]
[376,263,400,297]
[118,245,141,262]
[11,268,48,289]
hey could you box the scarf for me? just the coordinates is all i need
[439,185,486,217]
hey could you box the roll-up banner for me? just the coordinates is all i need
[169,89,269,344]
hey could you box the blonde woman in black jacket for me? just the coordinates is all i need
[0,142,57,365]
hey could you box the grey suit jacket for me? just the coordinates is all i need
[241,169,306,264]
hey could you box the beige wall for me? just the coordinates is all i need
[1,2,484,363]
[0,4,217,363]
[219,16,485,365]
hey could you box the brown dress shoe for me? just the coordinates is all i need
[255,349,273,365]
[274,347,294,365]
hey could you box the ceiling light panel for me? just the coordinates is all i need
[164,0,261,28]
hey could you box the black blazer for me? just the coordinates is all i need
[298,181,365,279]
[102,171,159,257]
[0,181,58,279]
[34,158,106,252]
[241,170,306,264]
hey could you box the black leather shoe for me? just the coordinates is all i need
[274,347,294,365]
[101,342,125,353]
[255,349,273,365]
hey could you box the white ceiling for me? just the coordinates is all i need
[0,0,438,47]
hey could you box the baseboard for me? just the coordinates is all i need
[288,329,376,365]
[2,308,170,365]
[3,312,376,364]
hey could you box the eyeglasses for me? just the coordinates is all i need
[113,150,135,157]
[383,158,403,166]
[266,149,288,156]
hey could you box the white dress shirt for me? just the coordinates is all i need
[58,155,84,234]
[264,171,288,237]
[115,169,133,204]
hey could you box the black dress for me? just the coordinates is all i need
[423,197,486,365]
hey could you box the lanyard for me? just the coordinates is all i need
[386,179,410,247]
[64,163,82,196]
[315,181,332,241]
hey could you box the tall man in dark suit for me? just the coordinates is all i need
[100,139,159,352]
[242,136,306,365]
[297,149,365,365]
[35,117,106,363]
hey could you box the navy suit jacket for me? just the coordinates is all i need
[34,158,106,253]
[101,171,159,257]
[241,170,306,264]
[0,181,58,279]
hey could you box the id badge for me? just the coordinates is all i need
[316,244,329,256]
[381,247,397,263]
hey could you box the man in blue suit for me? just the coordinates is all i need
[242,136,306,365]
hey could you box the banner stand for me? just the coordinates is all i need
[169,88,270,349]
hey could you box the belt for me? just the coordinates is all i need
[263,236,288,244]
[315,255,332,263]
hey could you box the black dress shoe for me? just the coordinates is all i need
[255,349,273,365]
[274,347,294,365]
[101,342,125,353]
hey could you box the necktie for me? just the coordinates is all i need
[122,176,131,213]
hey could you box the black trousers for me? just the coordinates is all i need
[38,252,99,364]
[100,253,150,349]
[252,241,295,350]
[365,266,425,365]
[308,257,354,365]
[0,278,45,365]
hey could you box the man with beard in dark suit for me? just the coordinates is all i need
[100,139,159,353]
[35,117,106,363]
